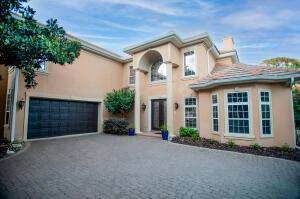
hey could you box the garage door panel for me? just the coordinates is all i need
[27,98,99,139]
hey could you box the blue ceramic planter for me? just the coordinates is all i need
[129,128,135,136]
[161,130,168,140]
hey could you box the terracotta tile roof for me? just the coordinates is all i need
[189,63,300,90]
[197,63,300,84]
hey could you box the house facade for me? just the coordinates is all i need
[3,32,300,148]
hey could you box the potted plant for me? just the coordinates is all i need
[128,124,135,136]
[160,124,168,140]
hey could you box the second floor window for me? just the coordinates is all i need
[151,59,166,82]
[184,51,196,76]
[39,61,48,72]
[129,65,135,84]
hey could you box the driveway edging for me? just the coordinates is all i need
[168,141,298,163]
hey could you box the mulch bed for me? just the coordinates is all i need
[172,137,300,161]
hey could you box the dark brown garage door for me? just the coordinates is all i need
[27,98,98,139]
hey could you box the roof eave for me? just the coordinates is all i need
[189,74,300,91]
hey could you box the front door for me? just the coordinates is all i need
[151,99,167,131]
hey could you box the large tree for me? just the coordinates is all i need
[262,57,300,69]
[0,0,81,88]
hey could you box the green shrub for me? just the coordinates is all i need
[280,143,293,153]
[191,133,199,141]
[104,87,135,117]
[179,127,198,137]
[160,124,168,131]
[208,139,219,145]
[250,143,261,150]
[226,139,236,148]
[103,118,129,135]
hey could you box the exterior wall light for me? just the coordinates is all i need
[174,102,179,110]
[141,103,146,111]
[18,99,25,110]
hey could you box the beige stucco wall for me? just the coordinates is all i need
[136,42,215,133]
[6,50,133,140]
[198,83,295,147]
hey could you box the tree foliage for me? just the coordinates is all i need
[0,0,81,88]
[262,57,300,69]
[293,89,300,128]
[104,87,135,116]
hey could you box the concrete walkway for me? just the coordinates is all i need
[0,134,299,199]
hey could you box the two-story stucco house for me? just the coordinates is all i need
[2,31,300,148]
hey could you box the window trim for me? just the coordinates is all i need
[4,89,13,127]
[182,47,197,78]
[211,93,219,134]
[128,65,135,85]
[258,89,273,138]
[183,96,198,129]
[37,61,48,74]
[224,88,254,139]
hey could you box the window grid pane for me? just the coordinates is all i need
[184,51,196,76]
[184,97,197,128]
[151,59,167,82]
[212,94,219,132]
[227,92,250,134]
[260,91,271,135]
[129,66,135,84]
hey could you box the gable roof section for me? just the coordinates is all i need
[66,34,132,63]
[123,31,238,63]
[189,63,300,90]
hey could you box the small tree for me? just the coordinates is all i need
[262,57,300,69]
[104,87,135,117]
[0,0,81,88]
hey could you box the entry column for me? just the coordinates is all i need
[134,69,141,134]
[166,61,174,139]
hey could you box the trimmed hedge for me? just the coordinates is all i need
[179,127,198,137]
[103,118,129,135]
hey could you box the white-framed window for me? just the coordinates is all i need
[4,89,13,126]
[128,65,135,85]
[225,91,251,135]
[183,50,196,77]
[259,90,272,136]
[212,93,219,132]
[184,97,197,128]
[151,59,166,82]
[38,61,48,72]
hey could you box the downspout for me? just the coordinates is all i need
[207,47,213,75]
[10,68,20,143]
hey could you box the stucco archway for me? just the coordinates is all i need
[138,50,164,72]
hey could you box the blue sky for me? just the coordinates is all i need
[29,0,300,64]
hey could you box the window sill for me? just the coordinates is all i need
[36,70,48,75]
[211,132,220,136]
[260,135,274,138]
[181,75,198,81]
[224,133,255,140]
[4,124,9,128]
[148,81,167,86]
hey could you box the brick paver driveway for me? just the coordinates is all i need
[0,134,299,199]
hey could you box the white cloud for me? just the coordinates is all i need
[69,32,121,40]
[238,43,277,49]
[221,9,296,29]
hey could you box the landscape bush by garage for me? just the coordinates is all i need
[103,119,129,135]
